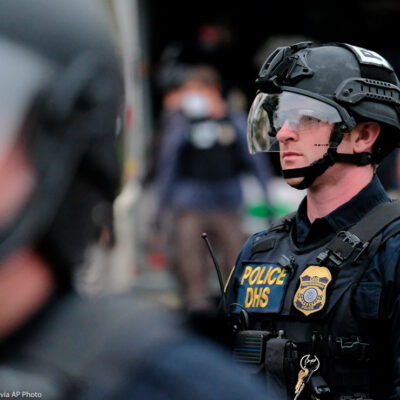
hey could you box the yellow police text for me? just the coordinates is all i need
[240,265,287,309]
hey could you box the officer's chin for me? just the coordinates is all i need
[284,176,305,188]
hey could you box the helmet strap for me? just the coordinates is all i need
[281,124,373,190]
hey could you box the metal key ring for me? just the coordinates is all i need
[300,354,320,371]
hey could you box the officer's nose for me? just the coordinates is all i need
[276,121,298,143]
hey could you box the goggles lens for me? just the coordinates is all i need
[247,91,343,153]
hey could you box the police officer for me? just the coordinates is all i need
[0,1,271,399]
[224,41,400,399]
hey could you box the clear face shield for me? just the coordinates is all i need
[247,91,343,154]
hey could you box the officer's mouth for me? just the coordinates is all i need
[282,151,302,160]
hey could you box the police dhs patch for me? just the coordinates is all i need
[293,266,332,316]
[235,262,290,313]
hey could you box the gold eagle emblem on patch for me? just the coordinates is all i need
[293,266,332,316]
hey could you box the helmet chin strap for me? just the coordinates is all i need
[281,124,373,190]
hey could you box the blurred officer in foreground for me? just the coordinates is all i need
[0,1,271,398]
[224,41,400,399]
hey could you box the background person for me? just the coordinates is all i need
[154,64,273,312]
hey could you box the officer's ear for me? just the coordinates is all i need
[352,122,381,153]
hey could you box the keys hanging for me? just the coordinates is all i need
[294,354,320,400]
[294,367,309,399]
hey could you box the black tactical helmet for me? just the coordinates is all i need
[0,0,123,284]
[248,41,400,189]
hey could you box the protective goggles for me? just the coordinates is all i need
[247,91,344,154]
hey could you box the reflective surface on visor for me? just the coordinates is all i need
[0,38,53,227]
[0,38,53,163]
[247,91,343,153]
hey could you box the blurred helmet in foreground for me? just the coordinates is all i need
[0,0,123,285]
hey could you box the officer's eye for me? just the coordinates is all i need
[300,115,321,123]
[297,115,321,130]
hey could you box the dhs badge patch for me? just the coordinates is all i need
[293,266,332,316]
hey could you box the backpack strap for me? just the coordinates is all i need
[318,200,400,267]
[380,219,400,246]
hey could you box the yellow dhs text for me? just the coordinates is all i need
[240,265,287,308]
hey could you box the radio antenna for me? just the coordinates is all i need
[201,232,227,312]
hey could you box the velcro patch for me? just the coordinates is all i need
[345,44,392,70]
[235,262,290,313]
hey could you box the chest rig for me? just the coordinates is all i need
[226,201,400,399]
[178,117,244,181]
